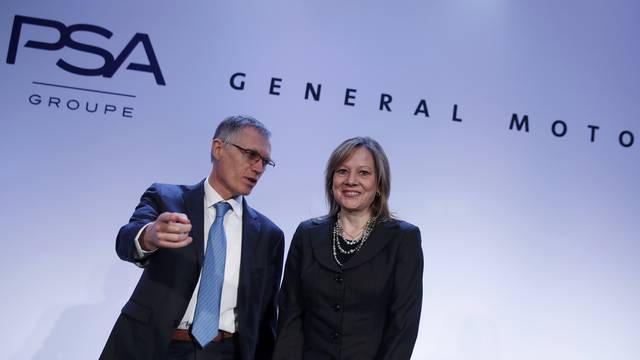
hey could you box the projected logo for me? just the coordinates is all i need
[5,15,167,118]
[228,72,636,149]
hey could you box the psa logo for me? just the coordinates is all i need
[6,15,165,85]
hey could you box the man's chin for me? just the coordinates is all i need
[240,185,255,196]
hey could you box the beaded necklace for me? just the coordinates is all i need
[332,212,377,267]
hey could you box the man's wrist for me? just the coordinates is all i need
[135,223,157,257]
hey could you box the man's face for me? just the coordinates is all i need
[210,127,272,199]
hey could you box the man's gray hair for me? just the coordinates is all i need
[214,115,271,143]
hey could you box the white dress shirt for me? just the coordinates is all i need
[135,178,243,333]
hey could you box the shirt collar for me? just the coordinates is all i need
[204,177,243,217]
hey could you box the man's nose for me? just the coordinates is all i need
[251,160,265,174]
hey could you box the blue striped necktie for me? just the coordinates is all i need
[191,201,231,348]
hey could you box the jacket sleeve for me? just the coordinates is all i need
[115,184,163,267]
[272,223,306,360]
[377,226,424,360]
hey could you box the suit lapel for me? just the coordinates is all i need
[341,219,399,270]
[237,199,261,324]
[182,179,206,268]
[309,216,342,273]
[240,198,261,273]
[309,217,400,271]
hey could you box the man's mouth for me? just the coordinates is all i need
[245,177,258,185]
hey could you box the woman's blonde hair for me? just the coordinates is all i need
[324,137,392,220]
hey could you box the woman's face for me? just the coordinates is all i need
[332,147,378,216]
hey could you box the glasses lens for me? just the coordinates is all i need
[231,143,273,168]
[247,150,260,163]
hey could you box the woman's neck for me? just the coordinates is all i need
[339,209,372,239]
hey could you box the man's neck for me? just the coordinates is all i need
[208,171,233,200]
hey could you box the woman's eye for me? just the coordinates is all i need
[336,169,348,175]
[360,170,370,176]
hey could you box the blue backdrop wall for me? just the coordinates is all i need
[1,1,639,359]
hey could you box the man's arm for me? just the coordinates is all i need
[116,184,192,266]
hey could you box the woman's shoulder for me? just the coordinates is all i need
[290,216,334,248]
[297,215,334,229]
[380,218,420,233]
[381,219,423,255]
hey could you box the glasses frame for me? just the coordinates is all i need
[227,142,275,168]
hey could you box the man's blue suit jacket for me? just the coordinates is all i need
[100,180,285,360]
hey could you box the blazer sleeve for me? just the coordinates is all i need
[272,223,306,359]
[377,226,424,359]
[115,184,163,267]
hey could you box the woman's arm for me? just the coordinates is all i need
[377,225,424,360]
[273,224,307,359]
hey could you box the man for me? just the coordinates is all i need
[101,116,284,360]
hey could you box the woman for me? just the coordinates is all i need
[273,137,423,360]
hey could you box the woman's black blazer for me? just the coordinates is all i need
[273,216,423,360]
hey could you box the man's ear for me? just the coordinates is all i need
[211,138,224,161]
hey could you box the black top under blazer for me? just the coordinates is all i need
[273,216,423,360]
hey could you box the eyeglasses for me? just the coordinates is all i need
[227,142,276,168]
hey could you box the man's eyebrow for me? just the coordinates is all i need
[246,147,272,159]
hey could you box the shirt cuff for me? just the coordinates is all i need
[134,223,157,259]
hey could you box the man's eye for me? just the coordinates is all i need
[247,151,260,160]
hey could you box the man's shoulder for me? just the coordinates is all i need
[145,180,203,198]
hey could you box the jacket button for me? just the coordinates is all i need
[331,331,340,340]
[334,275,343,283]
[333,304,342,312]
